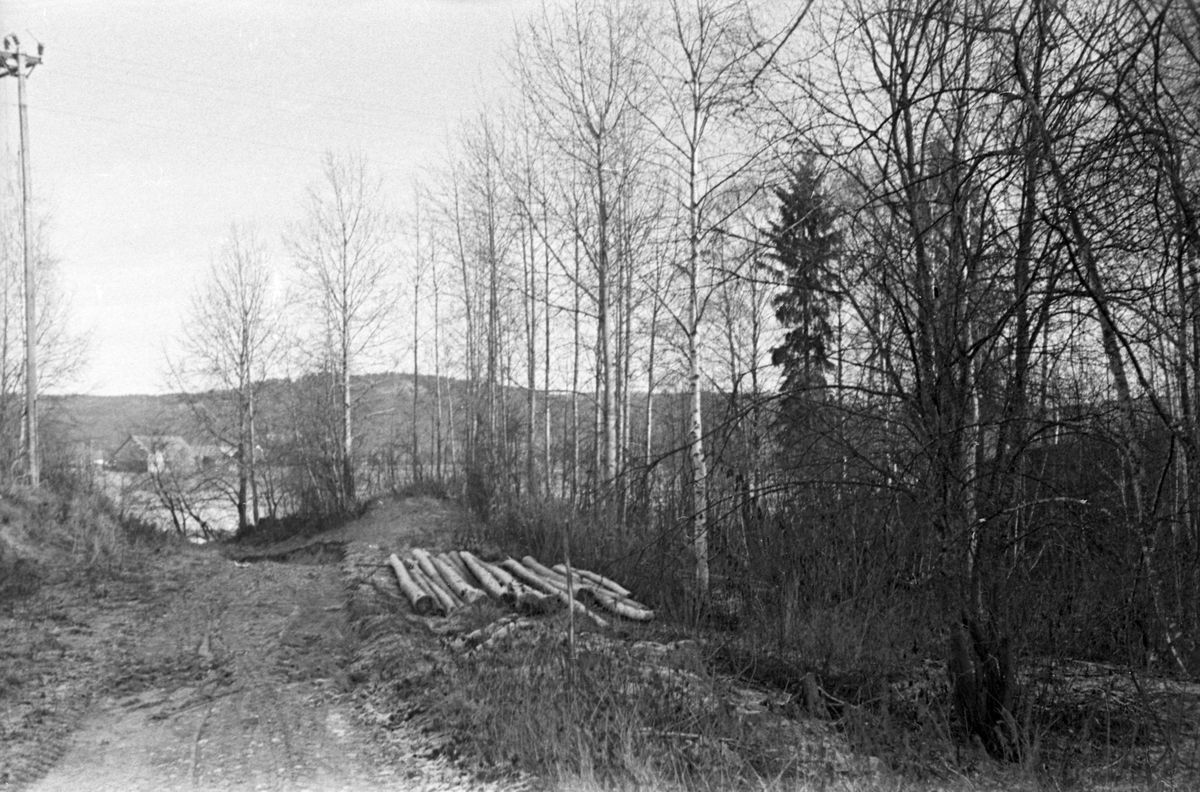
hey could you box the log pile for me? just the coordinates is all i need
[385,549,654,624]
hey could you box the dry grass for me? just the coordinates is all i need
[343,493,1200,791]
[0,484,173,606]
[423,621,742,787]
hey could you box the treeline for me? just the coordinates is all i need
[153,0,1200,691]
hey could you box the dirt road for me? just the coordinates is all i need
[3,497,488,792]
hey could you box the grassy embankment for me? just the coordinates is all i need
[0,485,167,600]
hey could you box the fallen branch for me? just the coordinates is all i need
[464,615,541,652]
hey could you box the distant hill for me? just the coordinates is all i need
[44,393,200,456]
[45,371,704,464]
[43,373,473,459]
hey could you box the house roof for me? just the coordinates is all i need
[112,434,193,460]
[132,434,190,452]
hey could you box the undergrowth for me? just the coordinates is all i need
[436,492,1200,790]
[466,495,697,622]
[417,616,878,790]
[0,484,172,604]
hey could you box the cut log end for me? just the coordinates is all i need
[387,553,436,615]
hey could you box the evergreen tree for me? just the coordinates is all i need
[764,163,840,400]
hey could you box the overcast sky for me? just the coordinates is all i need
[0,0,539,396]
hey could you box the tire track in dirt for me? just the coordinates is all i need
[25,548,394,792]
[23,497,488,792]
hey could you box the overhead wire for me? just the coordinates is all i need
[0,35,455,170]
[57,42,438,121]
[32,104,337,160]
[4,68,451,171]
[44,63,436,141]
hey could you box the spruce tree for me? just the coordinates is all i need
[764,163,841,409]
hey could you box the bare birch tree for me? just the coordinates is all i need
[174,222,281,531]
[643,0,764,601]
[516,0,651,487]
[285,151,397,512]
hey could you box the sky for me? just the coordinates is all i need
[0,0,539,396]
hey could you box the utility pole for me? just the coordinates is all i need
[2,35,43,488]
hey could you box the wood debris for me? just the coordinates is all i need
[384,548,653,624]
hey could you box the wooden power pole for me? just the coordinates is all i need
[2,35,43,488]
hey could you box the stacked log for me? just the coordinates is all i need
[422,549,486,605]
[500,558,609,628]
[408,558,457,613]
[446,551,474,581]
[532,557,653,621]
[556,565,632,597]
[459,551,505,599]
[483,557,559,615]
[387,554,434,615]
[384,548,654,624]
